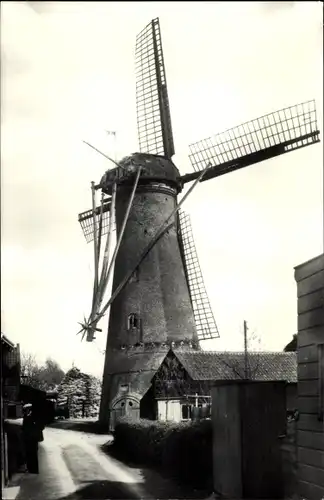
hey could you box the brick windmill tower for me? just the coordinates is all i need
[78,18,320,427]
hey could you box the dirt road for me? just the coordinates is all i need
[12,426,208,500]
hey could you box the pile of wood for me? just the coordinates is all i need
[57,367,101,418]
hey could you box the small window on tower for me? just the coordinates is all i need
[129,268,139,283]
[128,313,140,330]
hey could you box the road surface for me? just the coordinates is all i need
[12,426,207,500]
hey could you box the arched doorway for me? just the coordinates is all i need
[110,394,140,430]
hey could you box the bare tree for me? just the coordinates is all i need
[221,321,263,380]
[20,352,65,390]
[20,352,43,389]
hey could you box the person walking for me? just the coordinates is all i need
[22,403,44,474]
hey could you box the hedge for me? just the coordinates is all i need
[113,417,213,488]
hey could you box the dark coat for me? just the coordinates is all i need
[22,414,44,443]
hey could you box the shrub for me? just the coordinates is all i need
[113,417,213,488]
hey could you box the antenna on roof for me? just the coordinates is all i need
[82,141,124,171]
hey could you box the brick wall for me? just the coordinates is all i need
[107,185,197,348]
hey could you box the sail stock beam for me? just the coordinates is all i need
[178,210,219,342]
[135,18,175,157]
[182,100,320,183]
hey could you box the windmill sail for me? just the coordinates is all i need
[135,18,175,158]
[181,100,320,183]
[178,210,219,341]
[78,197,112,243]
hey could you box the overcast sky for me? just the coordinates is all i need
[1,1,323,377]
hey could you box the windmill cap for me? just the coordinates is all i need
[100,153,182,194]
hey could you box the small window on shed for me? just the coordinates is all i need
[182,404,192,420]
[128,313,140,330]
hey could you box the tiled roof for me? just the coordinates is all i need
[175,351,297,383]
[103,349,297,386]
[1,334,15,349]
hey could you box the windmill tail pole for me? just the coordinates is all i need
[91,167,141,324]
[95,181,117,313]
[91,161,211,325]
[101,166,142,295]
[92,182,117,319]
[88,191,105,324]
[82,141,126,171]
[97,191,105,266]
[90,181,99,322]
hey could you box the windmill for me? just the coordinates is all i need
[77,18,320,426]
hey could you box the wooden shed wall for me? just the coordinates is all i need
[295,253,324,499]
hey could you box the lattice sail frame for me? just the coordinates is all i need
[188,100,319,173]
[178,210,219,341]
[135,18,175,158]
[78,198,112,243]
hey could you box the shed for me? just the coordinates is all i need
[295,253,324,499]
[150,349,297,422]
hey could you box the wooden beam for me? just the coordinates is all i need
[295,253,324,282]
[298,308,324,331]
[90,182,99,323]
[96,182,117,315]
[298,289,324,315]
[298,463,324,488]
[298,397,321,415]
[297,271,324,298]
[298,345,320,364]
[298,447,324,468]
[298,326,324,348]
[298,381,319,397]
[298,413,324,432]
[298,430,324,450]
[298,362,319,381]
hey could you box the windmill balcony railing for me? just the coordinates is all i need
[116,340,200,352]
